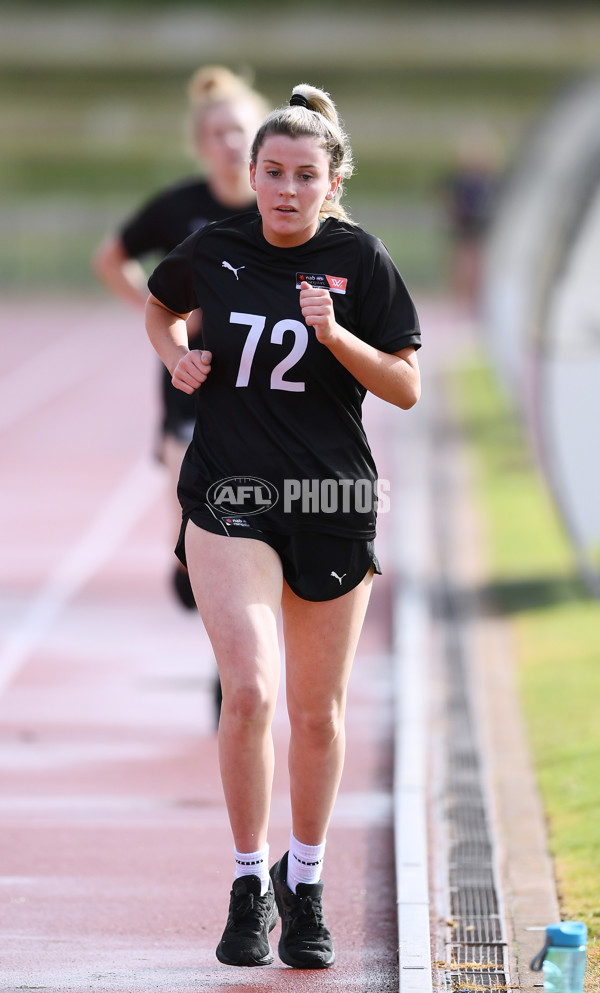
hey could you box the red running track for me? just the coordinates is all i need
[0,295,422,992]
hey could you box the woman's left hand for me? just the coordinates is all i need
[299,281,337,344]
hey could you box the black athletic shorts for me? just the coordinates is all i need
[175,505,381,603]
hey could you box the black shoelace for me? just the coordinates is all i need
[291,894,325,932]
[231,891,269,930]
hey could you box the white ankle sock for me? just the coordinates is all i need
[287,833,326,893]
[233,844,270,895]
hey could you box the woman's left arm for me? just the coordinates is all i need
[299,281,421,409]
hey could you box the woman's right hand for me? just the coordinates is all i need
[171,350,212,394]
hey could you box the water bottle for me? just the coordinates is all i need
[530,922,587,993]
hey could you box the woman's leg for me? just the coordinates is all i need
[185,522,283,852]
[268,572,374,970]
[281,570,374,845]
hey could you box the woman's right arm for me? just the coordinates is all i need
[145,295,211,394]
[92,235,149,310]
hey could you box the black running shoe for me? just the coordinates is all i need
[172,565,196,609]
[216,875,278,967]
[270,852,335,969]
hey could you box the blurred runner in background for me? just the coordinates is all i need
[93,66,269,724]
[441,130,500,311]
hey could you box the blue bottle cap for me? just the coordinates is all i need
[546,922,587,947]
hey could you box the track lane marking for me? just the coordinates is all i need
[0,455,165,697]
[393,397,433,993]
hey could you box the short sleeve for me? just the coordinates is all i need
[121,193,169,259]
[147,232,200,314]
[357,234,421,353]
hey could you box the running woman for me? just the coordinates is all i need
[93,66,270,610]
[145,83,421,969]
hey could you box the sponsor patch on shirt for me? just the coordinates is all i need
[221,516,251,527]
[296,272,348,294]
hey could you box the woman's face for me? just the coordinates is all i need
[196,100,260,178]
[249,134,340,248]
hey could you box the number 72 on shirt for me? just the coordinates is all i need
[232,311,309,392]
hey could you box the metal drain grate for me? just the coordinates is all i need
[431,397,510,993]
[450,945,506,966]
[436,587,509,992]
[448,918,504,945]
[447,943,507,992]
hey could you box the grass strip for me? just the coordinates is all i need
[448,350,600,991]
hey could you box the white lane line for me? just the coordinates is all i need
[0,455,165,697]
[393,402,433,993]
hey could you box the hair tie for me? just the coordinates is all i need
[289,93,309,109]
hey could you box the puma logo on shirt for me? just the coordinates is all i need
[222,261,245,280]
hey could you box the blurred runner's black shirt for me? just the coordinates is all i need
[120,177,244,258]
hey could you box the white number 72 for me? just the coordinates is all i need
[232,311,308,392]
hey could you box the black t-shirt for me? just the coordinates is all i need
[148,213,421,539]
[121,178,257,439]
[120,176,247,258]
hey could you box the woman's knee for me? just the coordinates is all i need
[289,699,344,746]
[221,673,276,725]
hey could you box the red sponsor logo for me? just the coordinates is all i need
[326,275,347,293]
